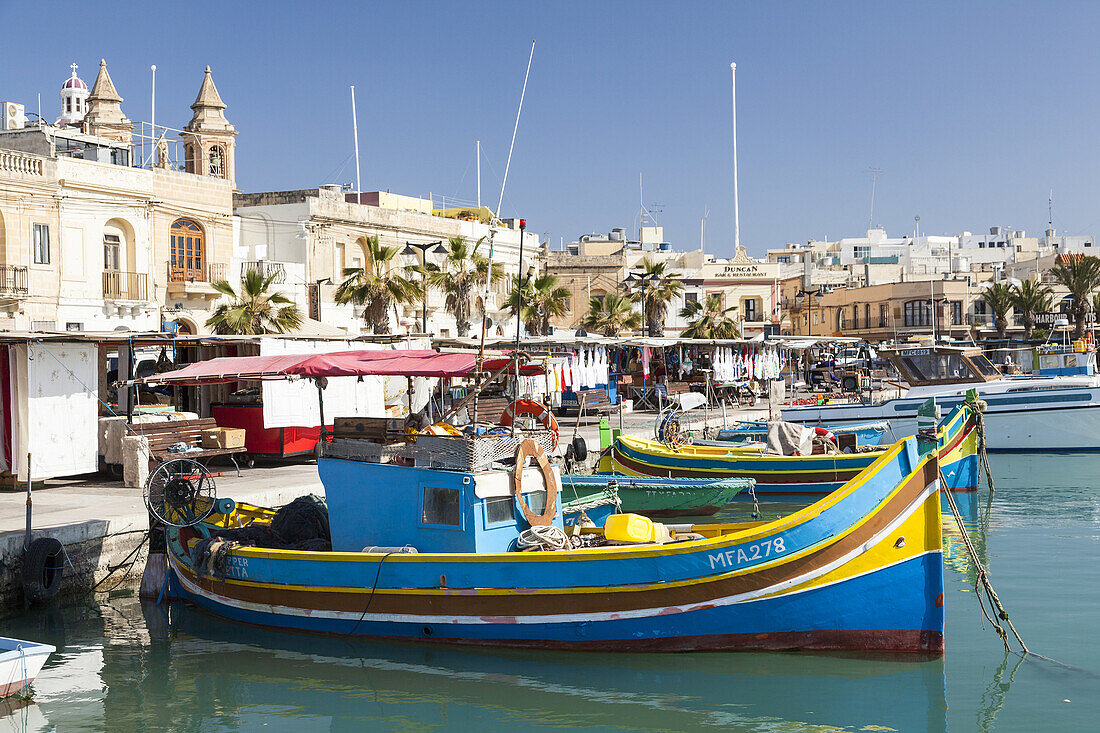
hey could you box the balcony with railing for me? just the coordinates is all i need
[102,271,148,301]
[240,260,287,283]
[0,150,45,177]
[166,261,228,300]
[167,261,227,284]
[0,265,29,296]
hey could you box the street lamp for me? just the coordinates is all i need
[402,240,446,333]
[625,270,660,336]
[797,287,825,337]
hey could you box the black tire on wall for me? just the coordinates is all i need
[23,536,65,603]
[570,436,588,463]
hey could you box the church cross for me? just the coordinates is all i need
[70,62,78,76]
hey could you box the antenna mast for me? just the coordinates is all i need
[867,167,883,230]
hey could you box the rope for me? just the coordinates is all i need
[345,550,396,637]
[940,466,1028,655]
[971,399,997,498]
[91,534,149,593]
[516,525,569,551]
[747,482,760,519]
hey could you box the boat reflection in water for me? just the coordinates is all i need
[160,599,949,732]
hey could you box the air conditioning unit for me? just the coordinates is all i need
[1,102,25,130]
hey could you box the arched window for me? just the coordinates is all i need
[170,219,205,281]
[837,308,846,331]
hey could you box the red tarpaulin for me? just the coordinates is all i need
[134,349,538,385]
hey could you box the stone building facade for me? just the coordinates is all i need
[0,60,236,333]
[233,187,540,337]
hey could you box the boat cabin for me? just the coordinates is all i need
[320,434,563,554]
[1034,346,1096,377]
[881,346,1002,387]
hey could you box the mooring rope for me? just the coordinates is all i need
[940,465,1028,655]
[971,400,997,498]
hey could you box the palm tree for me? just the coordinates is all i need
[980,282,1015,340]
[206,269,304,335]
[504,273,571,336]
[582,294,642,336]
[425,236,504,337]
[628,258,684,336]
[1011,279,1054,340]
[679,295,741,339]
[1051,255,1100,338]
[334,235,419,334]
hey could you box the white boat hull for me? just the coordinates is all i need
[782,386,1100,451]
[0,640,53,698]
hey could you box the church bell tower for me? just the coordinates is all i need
[182,66,237,188]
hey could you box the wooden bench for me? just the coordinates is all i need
[135,418,246,474]
[468,396,511,424]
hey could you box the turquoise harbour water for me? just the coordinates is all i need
[4,453,1099,732]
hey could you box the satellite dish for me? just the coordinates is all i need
[144,459,216,527]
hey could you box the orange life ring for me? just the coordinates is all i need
[813,426,836,442]
[513,438,558,527]
[500,399,559,449]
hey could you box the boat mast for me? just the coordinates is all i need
[731,62,740,251]
[351,85,362,204]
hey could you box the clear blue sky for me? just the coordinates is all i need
[3,1,1099,258]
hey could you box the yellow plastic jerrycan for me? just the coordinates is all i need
[605,513,670,544]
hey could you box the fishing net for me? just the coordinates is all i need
[190,494,333,576]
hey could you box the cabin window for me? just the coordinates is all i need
[524,489,548,515]
[484,496,514,525]
[900,354,970,382]
[422,486,460,526]
[969,354,1001,378]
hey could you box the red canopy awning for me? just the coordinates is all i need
[134,349,538,385]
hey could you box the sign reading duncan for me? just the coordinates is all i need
[705,263,777,278]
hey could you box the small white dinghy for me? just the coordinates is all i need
[0,637,54,698]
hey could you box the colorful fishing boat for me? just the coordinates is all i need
[707,420,891,447]
[141,349,948,654]
[0,637,54,698]
[598,403,978,496]
[560,474,753,518]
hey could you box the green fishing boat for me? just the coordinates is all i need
[560,474,754,519]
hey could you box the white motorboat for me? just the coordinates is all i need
[782,345,1100,451]
[0,637,54,698]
